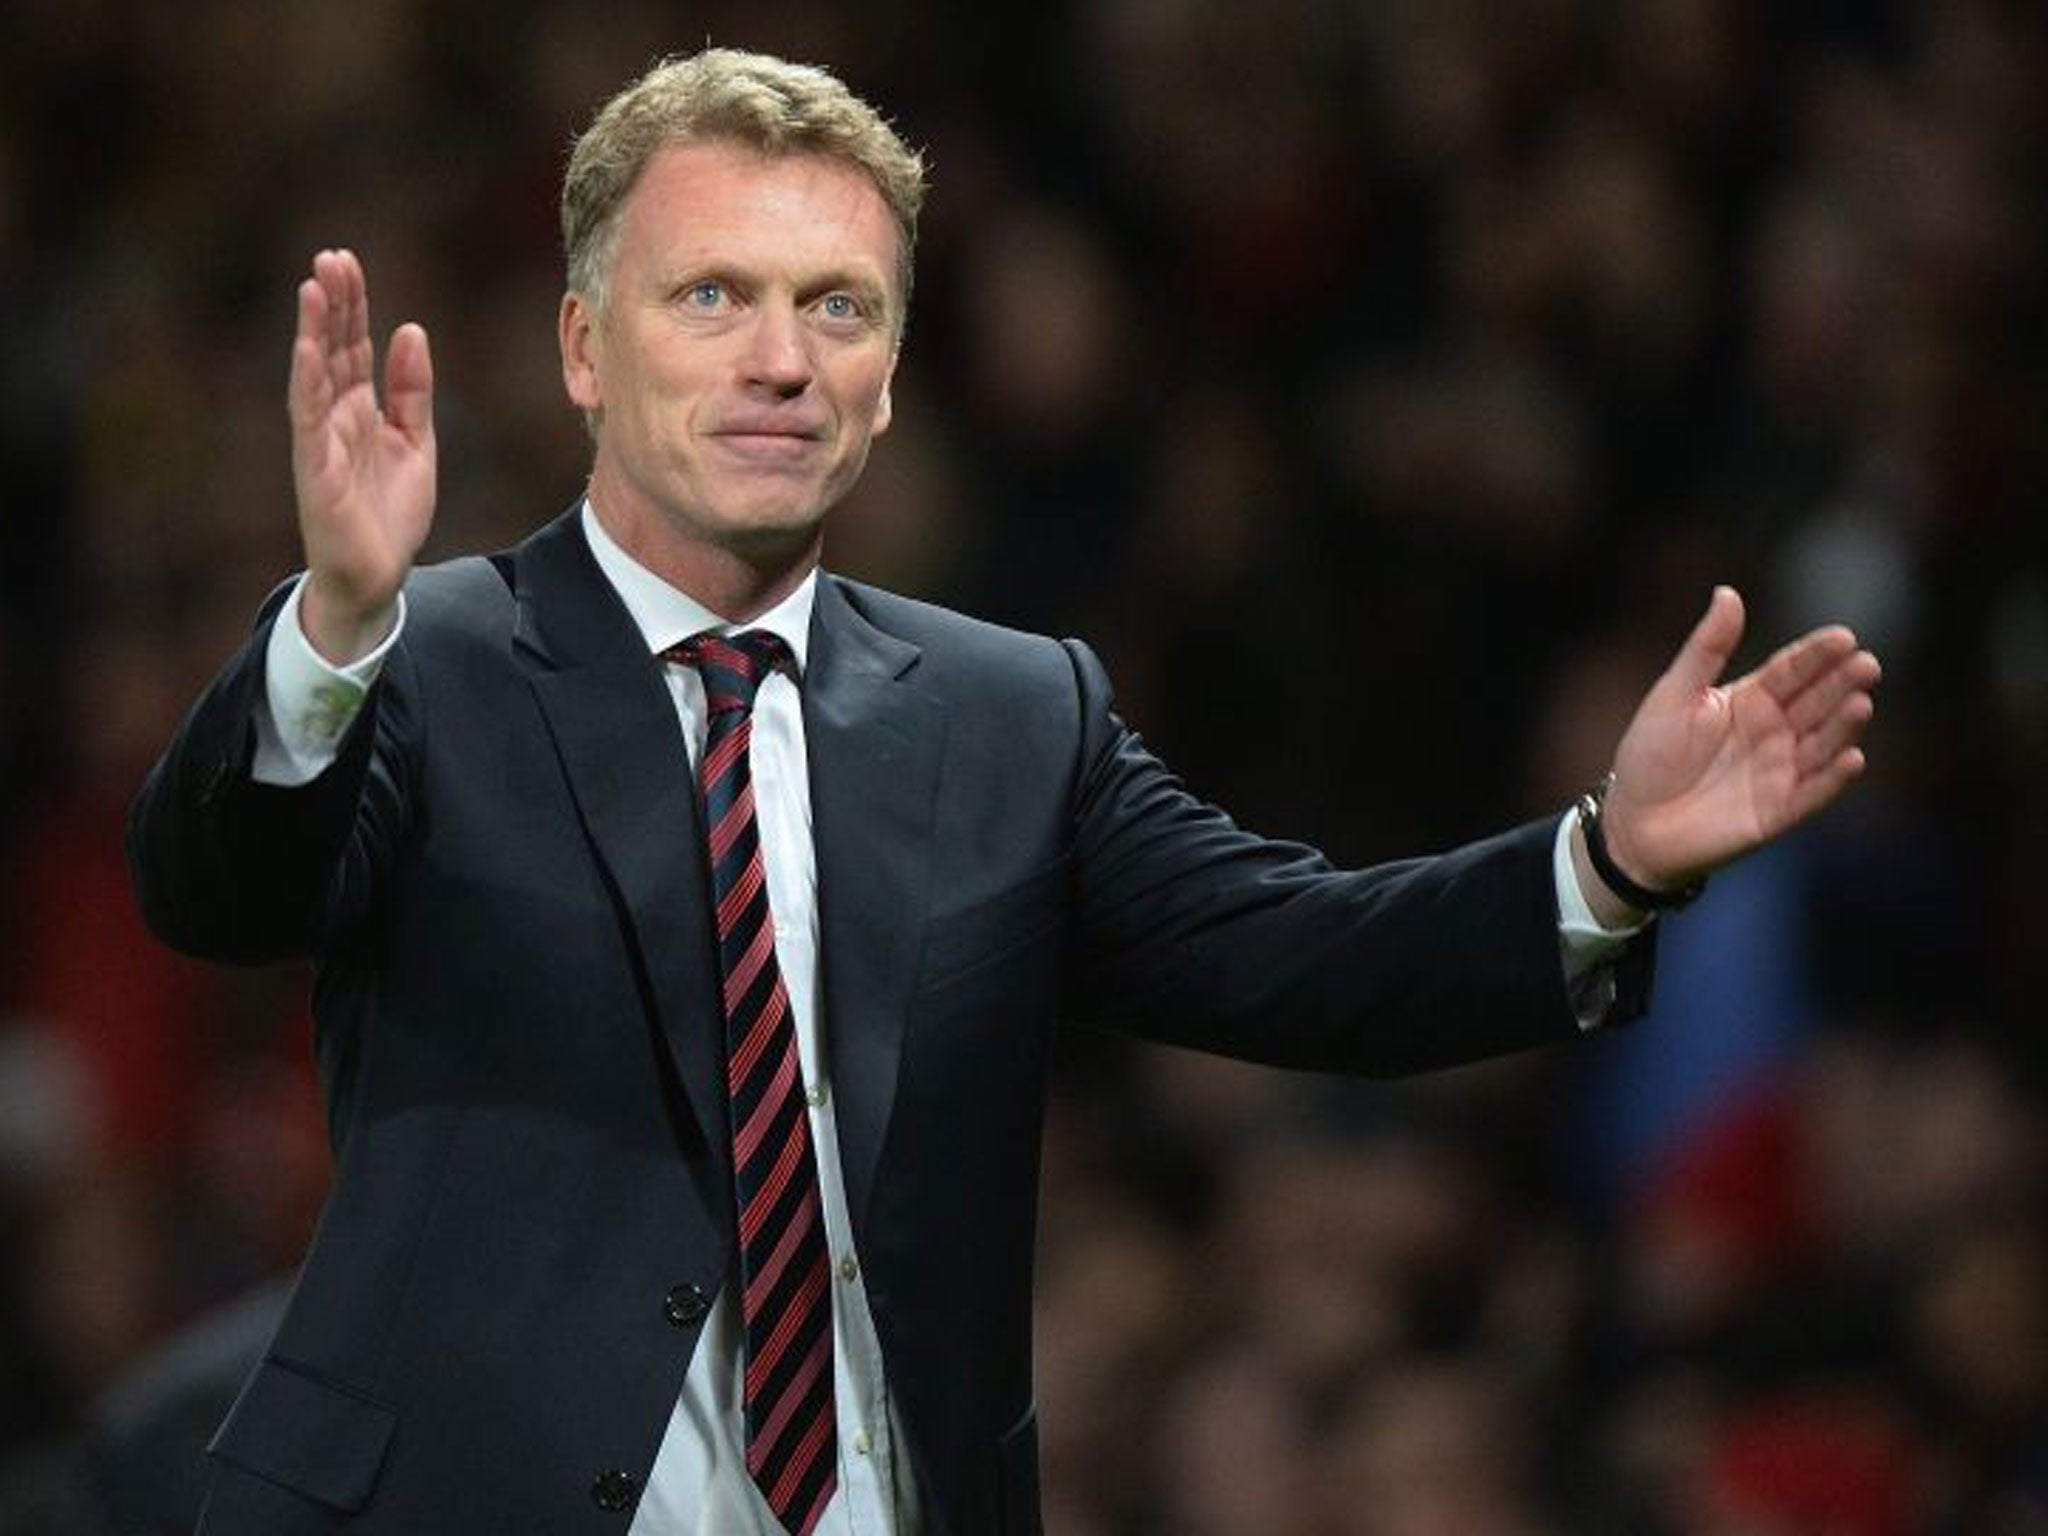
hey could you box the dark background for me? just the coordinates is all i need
[1,2,2044,1531]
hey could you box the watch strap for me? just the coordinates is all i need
[1575,773,1705,911]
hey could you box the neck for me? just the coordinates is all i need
[586,480,822,624]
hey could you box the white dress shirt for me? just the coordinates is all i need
[250,504,1639,1531]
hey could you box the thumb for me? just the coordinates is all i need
[1662,585,1744,694]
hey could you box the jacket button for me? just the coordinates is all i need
[663,1283,710,1327]
[591,1469,640,1512]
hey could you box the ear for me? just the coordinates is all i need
[559,290,602,413]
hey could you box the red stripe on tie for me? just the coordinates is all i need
[745,1250,829,1398]
[745,1183,821,1317]
[791,1471,837,1536]
[702,717,748,795]
[733,1035,802,1170]
[722,913,778,1015]
[739,1112,811,1249]
[709,779,757,866]
[745,1325,832,1468]
[716,855,766,938]
[766,1398,837,1521]
[726,981,790,1095]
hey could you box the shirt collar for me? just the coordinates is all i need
[579,498,815,673]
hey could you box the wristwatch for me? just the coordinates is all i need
[1575,772,1706,911]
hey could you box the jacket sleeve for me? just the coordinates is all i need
[1058,638,1655,1075]
[126,587,417,966]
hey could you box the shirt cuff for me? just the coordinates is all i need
[1552,810,1648,1031]
[251,576,405,787]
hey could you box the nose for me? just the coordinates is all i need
[740,300,813,398]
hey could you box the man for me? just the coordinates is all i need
[128,48,1879,1536]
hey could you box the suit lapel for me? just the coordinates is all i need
[805,577,944,1239]
[513,512,730,1156]
[508,517,945,1233]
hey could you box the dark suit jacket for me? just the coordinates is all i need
[128,509,1652,1535]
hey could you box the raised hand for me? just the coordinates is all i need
[287,248,437,663]
[1596,587,1880,903]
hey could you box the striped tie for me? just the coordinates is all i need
[669,631,837,1536]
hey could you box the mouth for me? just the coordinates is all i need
[709,428,826,462]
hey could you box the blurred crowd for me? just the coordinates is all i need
[2,0,2046,1531]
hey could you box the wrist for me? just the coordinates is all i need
[1574,773,1705,913]
[1568,814,1648,929]
[300,573,400,667]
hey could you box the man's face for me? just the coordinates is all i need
[560,141,901,570]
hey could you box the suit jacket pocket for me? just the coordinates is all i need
[208,1355,397,1513]
[919,862,1067,993]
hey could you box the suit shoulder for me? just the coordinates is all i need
[828,576,1111,787]
[829,576,1078,684]
[398,554,517,649]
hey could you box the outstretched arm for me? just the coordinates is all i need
[288,247,437,663]
[1580,586,1881,921]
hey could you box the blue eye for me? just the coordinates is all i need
[683,280,725,308]
[820,293,860,320]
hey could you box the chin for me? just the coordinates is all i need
[711,508,830,563]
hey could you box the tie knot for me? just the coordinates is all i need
[668,630,790,715]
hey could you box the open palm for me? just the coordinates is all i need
[287,248,436,662]
[1602,587,1881,892]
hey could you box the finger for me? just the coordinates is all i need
[338,249,374,389]
[1663,585,1745,694]
[1784,745,1868,825]
[294,267,328,351]
[306,251,348,408]
[1753,624,1860,708]
[384,322,436,442]
[287,278,332,430]
[1795,689,1876,774]
[311,248,367,386]
[1783,647,1882,732]
[312,249,349,365]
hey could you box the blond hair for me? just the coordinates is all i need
[562,48,927,322]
